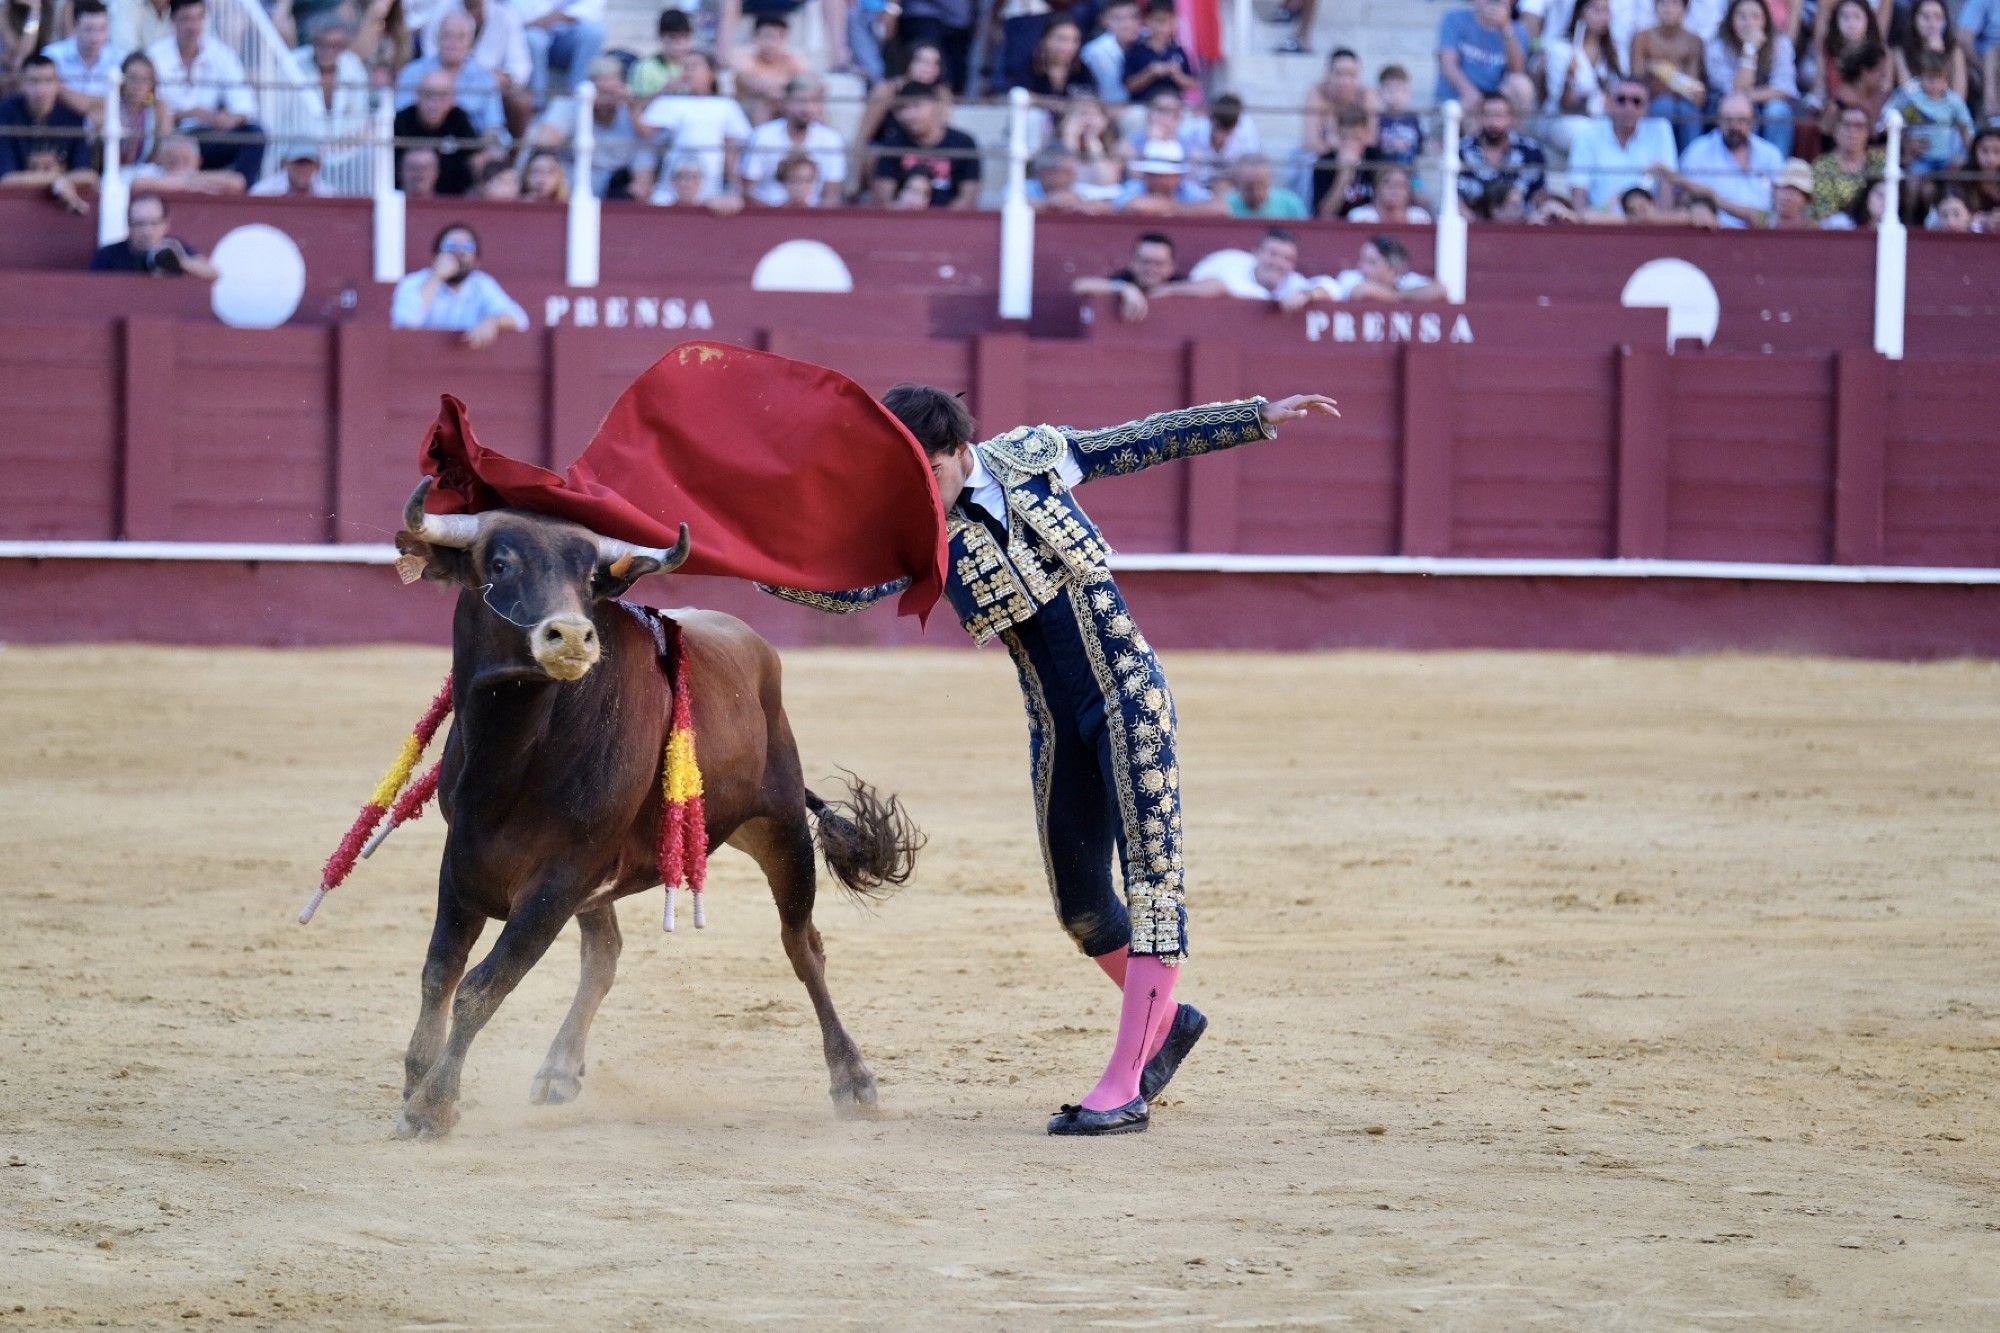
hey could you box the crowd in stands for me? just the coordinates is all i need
[0,0,1994,233]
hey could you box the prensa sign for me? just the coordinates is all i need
[544,295,718,330]
[1305,309,1476,344]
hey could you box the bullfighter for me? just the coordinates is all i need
[763,384,1339,1135]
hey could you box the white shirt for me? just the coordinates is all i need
[1330,269,1435,299]
[1199,249,1318,301]
[642,94,751,200]
[961,448,1081,521]
[1346,204,1433,223]
[250,169,337,195]
[511,0,606,26]
[292,47,374,145]
[1081,31,1128,104]
[1520,0,1648,65]
[146,35,256,120]
[42,36,128,98]
[739,118,847,206]
[424,1,531,87]
[1566,115,1678,210]
[390,269,531,331]
[1679,128,1783,228]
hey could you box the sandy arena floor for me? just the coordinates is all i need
[2,644,1997,1329]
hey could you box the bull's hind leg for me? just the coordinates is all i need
[530,904,622,1106]
[729,815,879,1113]
[397,885,578,1139]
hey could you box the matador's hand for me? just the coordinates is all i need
[1261,394,1341,427]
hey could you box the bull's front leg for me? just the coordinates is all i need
[396,880,580,1140]
[403,873,485,1103]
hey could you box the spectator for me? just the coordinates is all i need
[1544,0,1626,153]
[1226,153,1307,217]
[732,14,807,124]
[1810,102,1883,218]
[148,0,264,182]
[1116,137,1224,214]
[395,70,485,196]
[847,0,889,83]
[897,0,976,92]
[528,56,644,197]
[1671,90,1784,224]
[1027,148,1106,212]
[89,194,218,277]
[1081,0,1141,104]
[109,0,175,62]
[1960,0,2000,117]
[850,44,949,191]
[1326,234,1446,302]
[514,0,604,107]
[1122,0,1197,105]
[1301,47,1375,157]
[45,0,125,122]
[641,50,751,202]
[399,143,441,195]
[767,148,827,206]
[1636,0,1724,41]
[0,55,90,181]
[424,0,531,134]
[1179,91,1259,189]
[1437,0,1535,116]
[1023,17,1096,104]
[1312,104,1386,217]
[1967,127,2000,223]
[112,52,169,176]
[392,224,529,346]
[1706,0,1798,154]
[1820,173,1886,226]
[519,146,568,199]
[249,145,333,195]
[629,9,695,99]
[356,0,415,77]
[997,0,1051,93]
[740,74,846,205]
[396,10,506,137]
[1056,92,1125,198]
[1820,0,1892,133]
[1881,47,1972,175]
[1457,90,1548,207]
[1070,230,1210,321]
[1928,190,1972,230]
[1346,163,1431,223]
[475,156,518,197]
[296,18,373,154]
[717,0,852,84]
[1633,0,1709,151]
[1891,1,1965,101]
[1566,74,1678,211]
[869,82,980,208]
[1373,64,1423,164]
[1769,154,1813,223]
[129,131,247,192]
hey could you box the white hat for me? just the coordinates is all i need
[1134,139,1189,174]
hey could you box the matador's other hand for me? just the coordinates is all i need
[1261,394,1341,426]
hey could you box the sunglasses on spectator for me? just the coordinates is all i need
[1612,94,1645,105]
[440,237,477,255]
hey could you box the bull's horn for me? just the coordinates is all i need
[595,523,693,576]
[402,477,484,548]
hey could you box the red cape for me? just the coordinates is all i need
[418,340,945,619]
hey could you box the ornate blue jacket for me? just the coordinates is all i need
[763,398,1274,644]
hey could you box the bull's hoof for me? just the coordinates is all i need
[530,1070,583,1105]
[830,1066,880,1118]
[394,1099,459,1140]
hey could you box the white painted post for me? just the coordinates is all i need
[1873,116,1905,360]
[998,85,1034,321]
[566,82,601,288]
[1435,98,1468,304]
[97,69,128,247]
[371,96,404,282]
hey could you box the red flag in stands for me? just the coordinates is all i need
[417,340,946,619]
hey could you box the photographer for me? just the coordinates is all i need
[390,223,528,348]
[88,195,218,279]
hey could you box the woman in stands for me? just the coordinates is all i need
[115,53,170,177]
[1820,175,1887,228]
[356,0,413,81]
[1058,93,1126,199]
[519,149,570,202]
[1810,101,1884,219]
[1817,0,1892,133]
[1891,0,1970,104]
[1544,0,1626,152]
[1345,164,1431,225]
[1966,127,2000,227]
[1024,17,1096,109]
[1707,0,1800,154]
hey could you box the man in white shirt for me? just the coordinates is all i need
[512,0,605,103]
[739,76,846,206]
[147,0,265,183]
[641,52,751,202]
[45,0,127,120]
[391,223,529,345]
[249,145,336,195]
[1190,228,1320,302]
[1081,0,1140,104]
[1565,75,1678,212]
[1670,91,1782,227]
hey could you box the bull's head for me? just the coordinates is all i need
[396,479,692,682]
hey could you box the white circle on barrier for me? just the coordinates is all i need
[751,240,854,293]
[1620,258,1720,348]
[209,224,307,328]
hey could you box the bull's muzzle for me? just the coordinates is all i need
[531,614,599,680]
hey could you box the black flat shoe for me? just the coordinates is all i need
[1047,1097,1149,1135]
[1140,1004,1208,1102]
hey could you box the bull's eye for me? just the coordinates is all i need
[488,554,510,577]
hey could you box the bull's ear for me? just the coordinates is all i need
[592,551,664,600]
[395,531,474,586]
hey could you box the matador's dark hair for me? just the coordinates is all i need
[883,383,975,455]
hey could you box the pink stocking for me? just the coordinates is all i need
[1090,946,1179,1064]
[1079,955,1180,1110]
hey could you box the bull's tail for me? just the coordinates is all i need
[806,771,923,904]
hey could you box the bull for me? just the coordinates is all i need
[391,480,919,1138]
